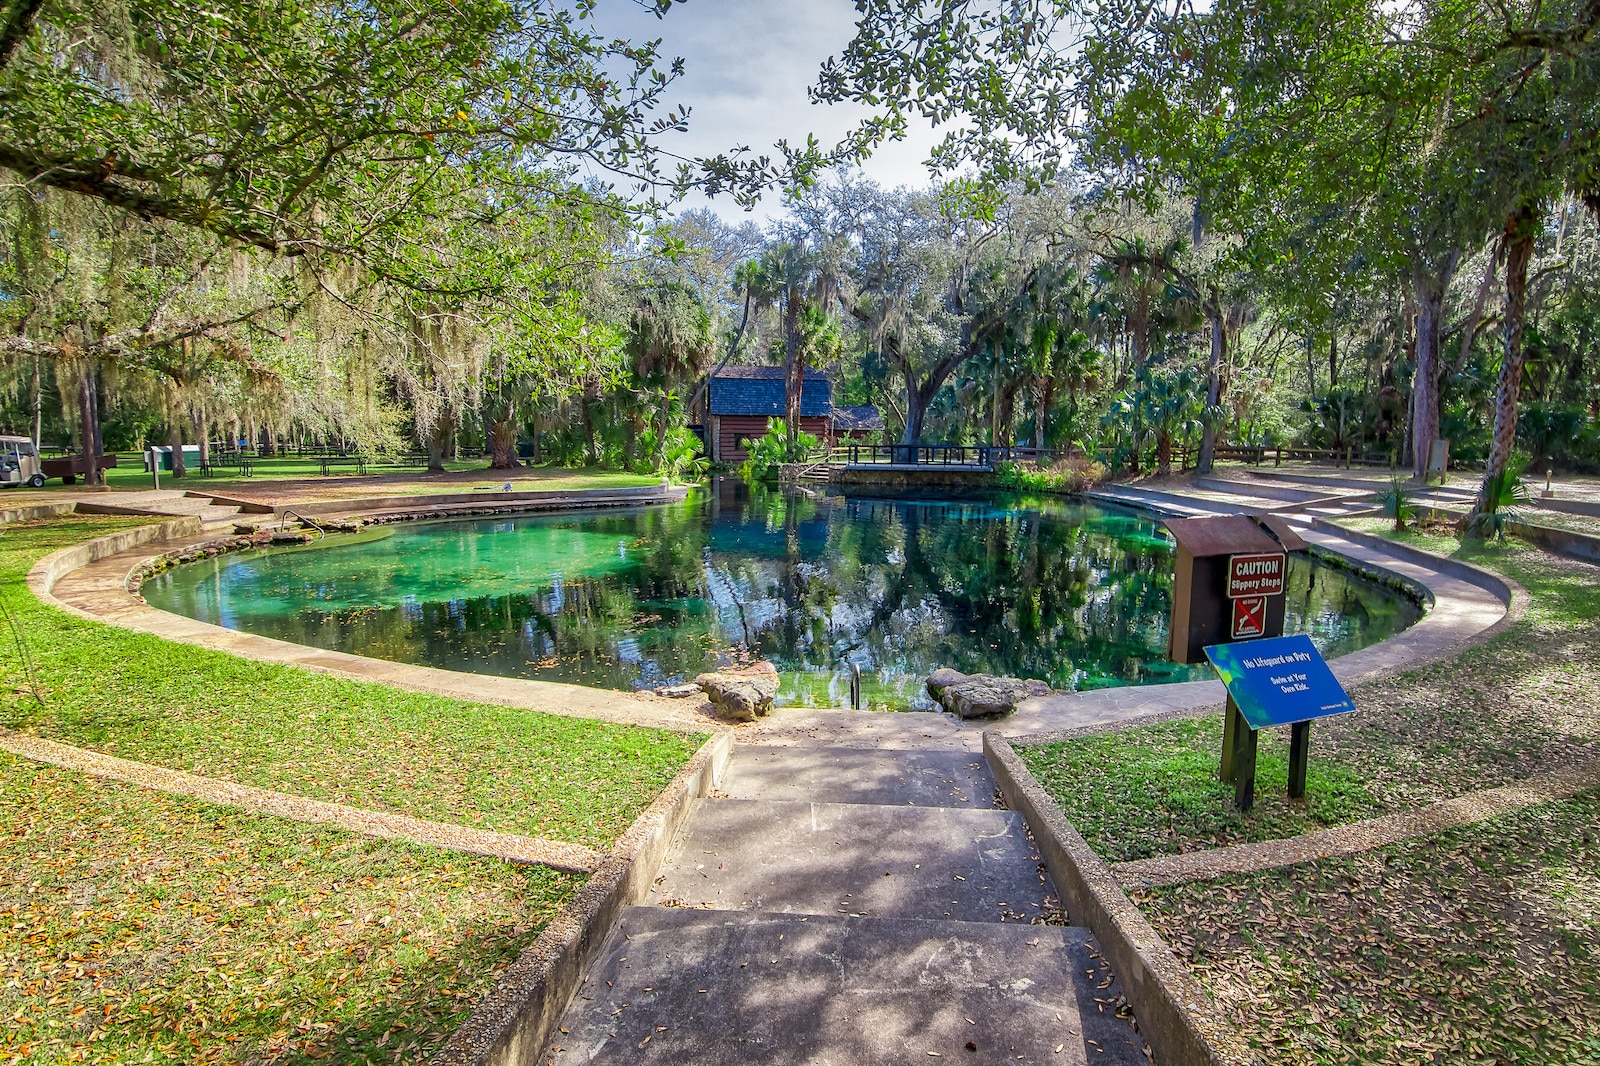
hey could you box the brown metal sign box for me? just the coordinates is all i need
[1163,515,1294,663]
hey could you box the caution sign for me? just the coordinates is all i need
[1231,596,1267,639]
[1227,553,1285,599]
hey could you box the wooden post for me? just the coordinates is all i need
[1220,697,1241,782]
[1233,722,1258,811]
[1288,721,1311,799]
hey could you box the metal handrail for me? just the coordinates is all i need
[279,509,326,541]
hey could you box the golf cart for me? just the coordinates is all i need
[0,436,46,488]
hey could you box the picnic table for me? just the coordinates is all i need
[201,454,254,477]
[318,455,368,476]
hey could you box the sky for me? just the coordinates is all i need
[586,0,944,224]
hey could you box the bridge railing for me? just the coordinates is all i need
[845,443,1062,468]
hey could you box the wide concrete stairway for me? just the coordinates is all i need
[546,740,1149,1065]
[100,489,251,530]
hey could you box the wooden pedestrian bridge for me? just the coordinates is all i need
[786,442,1049,482]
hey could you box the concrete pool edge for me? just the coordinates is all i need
[28,494,1517,743]
[27,487,723,734]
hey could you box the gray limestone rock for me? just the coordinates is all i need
[924,668,970,700]
[696,663,780,722]
[939,676,1054,720]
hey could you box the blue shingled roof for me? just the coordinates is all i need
[709,366,832,418]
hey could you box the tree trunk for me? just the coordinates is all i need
[901,377,931,447]
[1473,207,1541,518]
[30,357,41,447]
[1410,254,1459,479]
[657,391,672,470]
[169,421,186,479]
[581,388,598,466]
[86,366,105,486]
[195,406,210,470]
[427,410,451,472]
[994,378,1021,449]
[623,411,644,469]
[1132,292,1149,371]
[488,417,521,469]
[1035,376,1054,451]
[76,368,93,462]
[783,292,804,449]
[1196,305,1227,475]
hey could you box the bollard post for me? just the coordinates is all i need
[849,663,861,710]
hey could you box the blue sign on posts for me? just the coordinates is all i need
[1203,634,1355,729]
[1203,634,1356,808]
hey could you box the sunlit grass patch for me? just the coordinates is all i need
[0,513,702,849]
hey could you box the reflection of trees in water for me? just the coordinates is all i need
[152,484,1420,697]
[711,490,1183,689]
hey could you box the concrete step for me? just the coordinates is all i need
[651,799,1052,922]
[1194,475,1332,503]
[721,745,1000,808]
[547,908,1147,1066]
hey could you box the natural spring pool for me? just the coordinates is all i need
[143,481,1423,711]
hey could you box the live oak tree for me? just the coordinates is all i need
[823,0,1600,511]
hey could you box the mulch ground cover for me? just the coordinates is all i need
[1,752,579,1066]
[1134,789,1600,1065]
[1020,531,1600,862]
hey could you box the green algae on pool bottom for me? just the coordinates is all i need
[143,481,1424,711]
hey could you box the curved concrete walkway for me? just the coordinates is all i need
[36,526,721,735]
[35,488,1514,746]
[746,514,1514,746]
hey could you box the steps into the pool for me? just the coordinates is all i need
[545,740,1149,1065]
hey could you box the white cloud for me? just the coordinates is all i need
[587,0,944,222]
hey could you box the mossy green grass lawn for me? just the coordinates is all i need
[1,514,703,850]
[0,512,704,1063]
[1,751,579,1065]
[1019,528,1600,862]
[63,458,660,498]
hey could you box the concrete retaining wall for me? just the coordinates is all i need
[983,732,1258,1066]
[1507,518,1600,563]
[279,483,682,518]
[835,465,996,488]
[28,514,203,607]
[433,732,733,1066]
[0,501,75,525]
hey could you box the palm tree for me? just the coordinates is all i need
[626,280,717,470]
[746,241,845,449]
[1135,367,1207,477]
